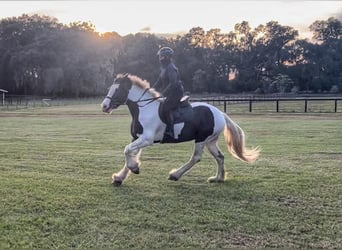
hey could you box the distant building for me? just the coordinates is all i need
[0,89,8,105]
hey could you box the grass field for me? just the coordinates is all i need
[0,104,341,249]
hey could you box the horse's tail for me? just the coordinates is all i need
[223,113,260,163]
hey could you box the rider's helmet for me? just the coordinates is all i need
[157,47,174,58]
[157,47,173,65]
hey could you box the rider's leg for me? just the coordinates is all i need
[163,96,178,139]
[164,110,174,138]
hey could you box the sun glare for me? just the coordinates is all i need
[0,1,341,37]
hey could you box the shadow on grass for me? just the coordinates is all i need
[110,175,266,205]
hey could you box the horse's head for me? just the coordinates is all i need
[101,73,132,113]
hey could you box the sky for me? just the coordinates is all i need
[0,1,341,39]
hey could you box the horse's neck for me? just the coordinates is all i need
[128,85,148,101]
[127,85,159,112]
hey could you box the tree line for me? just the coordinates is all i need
[0,14,341,97]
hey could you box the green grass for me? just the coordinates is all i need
[0,104,341,249]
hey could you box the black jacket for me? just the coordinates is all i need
[153,62,183,98]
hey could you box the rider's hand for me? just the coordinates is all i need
[158,97,166,103]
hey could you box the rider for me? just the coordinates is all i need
[153,47,184,139]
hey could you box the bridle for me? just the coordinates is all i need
[106,87,162,108]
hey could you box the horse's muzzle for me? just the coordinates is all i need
[102,102,120,113]
[101,102,113,113]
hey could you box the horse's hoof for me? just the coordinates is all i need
[112,175,122,186]
[207,177,224,183]
[112,180,122,187]
[168,174,178,181]
[129,167,140,174]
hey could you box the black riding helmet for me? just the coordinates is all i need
[157,47,174,58]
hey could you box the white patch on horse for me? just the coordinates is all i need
[101,83,119,112]
[174,122,185,139]
[108,83,119,97]
[129,84,144,102]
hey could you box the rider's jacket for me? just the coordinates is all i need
[153,62,184,99]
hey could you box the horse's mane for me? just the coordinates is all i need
[125,74,161,98]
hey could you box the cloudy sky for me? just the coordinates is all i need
[0,1,341,38]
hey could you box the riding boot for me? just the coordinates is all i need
[164,111,174,138]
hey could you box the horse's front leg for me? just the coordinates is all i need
[112,136,153,186]
[124,147,142,174]
[112,166,131,186]
[112,147,143,186]
[124,136,153,174]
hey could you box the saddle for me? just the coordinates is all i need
[159,96,193,124]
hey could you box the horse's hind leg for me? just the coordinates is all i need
[206,136,225,183]
[168,142,206,181]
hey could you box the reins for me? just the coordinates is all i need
[106,79,162,108]
[134,88,162,107]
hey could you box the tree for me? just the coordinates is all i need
[192,69,207,93]
[305,17,342,92]
[1,13,342,96]
[0,15,118,97]
[309,17,342,42]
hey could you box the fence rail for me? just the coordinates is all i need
[190,97,342,113]
[1,95,341,113]
[0,95,101,110]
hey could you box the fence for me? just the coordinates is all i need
[190,96,342,113]
[0,95,101,110]
[1,95,341,113]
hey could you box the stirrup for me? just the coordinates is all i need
[164,130,174,138]
[180,95,190,102]
[161,131,174,143]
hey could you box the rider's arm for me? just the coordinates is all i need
[168,65,178,86]
[163,65,179,95]
[152,76,162,90]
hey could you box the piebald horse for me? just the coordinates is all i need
[101,74,260,186]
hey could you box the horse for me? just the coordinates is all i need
[101,73,260,186]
